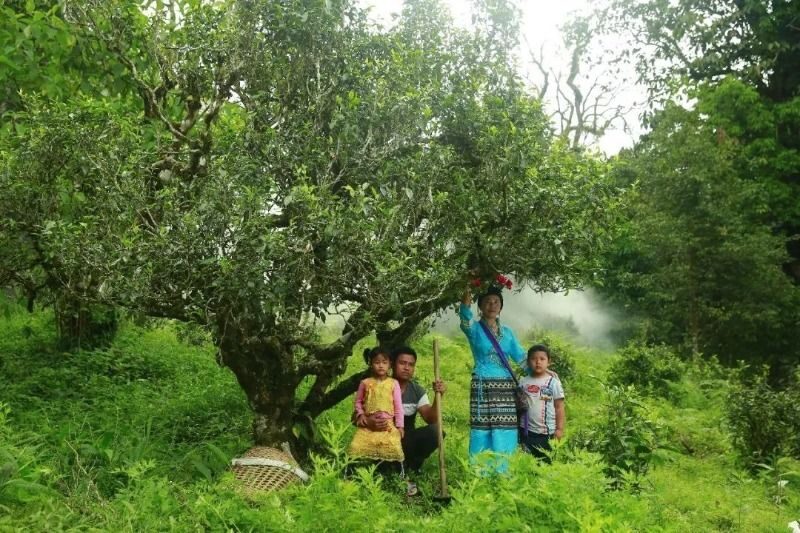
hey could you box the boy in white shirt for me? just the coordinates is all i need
[519,344,565,462]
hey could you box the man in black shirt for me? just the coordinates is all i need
[357,345,446,495]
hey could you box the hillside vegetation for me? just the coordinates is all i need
[1,304,798,531]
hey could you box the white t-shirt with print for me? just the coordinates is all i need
[519,374,565,435]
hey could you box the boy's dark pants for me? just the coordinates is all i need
[521,432,552,463]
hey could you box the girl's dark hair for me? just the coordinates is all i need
[527,344,551,360]
[363,346,391,365]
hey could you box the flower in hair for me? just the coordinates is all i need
[495,274,512,290]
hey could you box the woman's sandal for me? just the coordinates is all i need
[405,481,419,497]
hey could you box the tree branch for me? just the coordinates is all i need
[302,368,369,418]
[300,288,458,417]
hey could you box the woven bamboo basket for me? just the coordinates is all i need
[231,446,309,494]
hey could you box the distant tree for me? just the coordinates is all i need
[0,0,137,348]
[602,81,800,380]
[609,0,800,104]
[2,0,620,457]
[607,0,800,280]
[526,15,636,150]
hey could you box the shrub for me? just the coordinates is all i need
[174,320,212,347]
[0,403,58,509]
[444,451,653,530]
[607,342,684,398]
[572,384,658,490]
[725,366,800,467]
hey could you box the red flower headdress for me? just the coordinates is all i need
[470,274,513,291]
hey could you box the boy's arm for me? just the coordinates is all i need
[554,398,565,439]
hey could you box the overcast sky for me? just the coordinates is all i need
[358,0,645,154]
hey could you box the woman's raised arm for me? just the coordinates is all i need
[459,286,474,337]
[461,286,472,306]
[508,328,527,368]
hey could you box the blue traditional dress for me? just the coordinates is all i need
[459,303,526,472]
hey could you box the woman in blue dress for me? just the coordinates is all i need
[459,281,526,472]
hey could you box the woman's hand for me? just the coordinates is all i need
[462,286,473,305]
[356,414,367,427]
[398,427,405,439]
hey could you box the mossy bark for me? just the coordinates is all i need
[217,329,302,456]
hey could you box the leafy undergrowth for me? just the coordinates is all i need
[1,306,798,531]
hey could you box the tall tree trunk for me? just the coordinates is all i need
[55,296,118,350]
[217,329,301,456]
[686,248,702,361]
[250,382,297,449]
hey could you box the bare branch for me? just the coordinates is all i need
[525,16,636,149]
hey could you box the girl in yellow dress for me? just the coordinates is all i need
[348,347,405,462]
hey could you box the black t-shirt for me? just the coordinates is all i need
[401,380,430,429]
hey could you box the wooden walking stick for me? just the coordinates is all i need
[432,338,452,504]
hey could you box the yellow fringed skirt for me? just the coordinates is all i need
[348,426,404,462]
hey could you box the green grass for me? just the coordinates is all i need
[0,304,798,531]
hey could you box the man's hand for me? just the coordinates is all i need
[364,414,389,431]
[432,379,447,395]
[554,428,564,440]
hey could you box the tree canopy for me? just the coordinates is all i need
[598,0,800,379]
[1,0,619,455]
[602,82,800,374]
[610,0,800,104]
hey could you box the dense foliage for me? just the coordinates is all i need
[600,80,800,378]
[610,0,800,107]
[607,342,683,398]
[597,0,800,380]
[0,0,620,454]
[0,0,130,348]
[1,304,798,530]
[726,366,800,467]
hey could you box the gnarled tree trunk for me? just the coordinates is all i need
[214,293,459,460]
[218,330,302,455]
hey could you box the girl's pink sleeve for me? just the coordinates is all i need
[354,380,367,416]
[393,381,404,428]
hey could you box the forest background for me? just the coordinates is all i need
[1,0,799,530]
